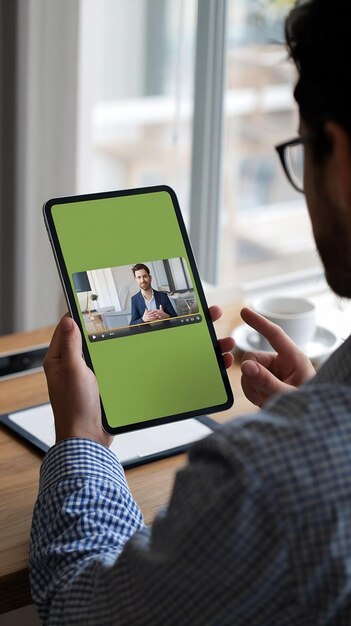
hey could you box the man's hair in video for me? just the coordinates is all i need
[132,263,150,276]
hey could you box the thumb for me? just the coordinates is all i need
[60,317,82,365]
[241,359,292,396]
[159,305,163,310]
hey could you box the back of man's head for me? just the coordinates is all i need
[286,0,351,159]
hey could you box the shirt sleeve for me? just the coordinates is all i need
[129,295,144,325]
[30,439,144,623]
[30,429,292,626]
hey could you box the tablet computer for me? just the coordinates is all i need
[43,185,233,434]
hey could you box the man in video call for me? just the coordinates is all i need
[129,262,177,325]
[30,0,351,623]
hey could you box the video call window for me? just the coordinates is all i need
[73,258,201,342]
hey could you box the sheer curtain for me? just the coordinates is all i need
[0,0,81,333]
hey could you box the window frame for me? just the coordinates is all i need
[189,0,228,284]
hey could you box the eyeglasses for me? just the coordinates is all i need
[275,136,313,194]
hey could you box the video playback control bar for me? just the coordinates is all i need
[88,314,203,342]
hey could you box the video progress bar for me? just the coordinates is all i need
[88,314,203,342]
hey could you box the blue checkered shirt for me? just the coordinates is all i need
[30,337,351,625]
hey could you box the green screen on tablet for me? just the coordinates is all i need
[44,186,233,434]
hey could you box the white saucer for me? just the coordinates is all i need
[232,323,342,365]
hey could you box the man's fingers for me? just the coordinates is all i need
[222,352,234,369]
[44,315,72,366]
[44,316,80,376]
[240,307,298,356]
[219,337,235,354]
[241,376,263,407]
[241,358,276,391]
[241,350,275,370]
[59,317,83,367]
[241,359,260,377]
[241,358,294,397]
[208,308,233,367]
[209,305,222,323]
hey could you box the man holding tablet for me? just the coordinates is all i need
[30,1,351,623]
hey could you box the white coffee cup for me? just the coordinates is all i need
[250,296,316,351]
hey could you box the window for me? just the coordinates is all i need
[78,0,322,294]
[77,0,197,225]
[3,0,341,334]
[219,0,322,287]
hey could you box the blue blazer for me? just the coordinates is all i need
[130,290,177,325]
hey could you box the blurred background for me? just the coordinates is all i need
[0,0,327,335]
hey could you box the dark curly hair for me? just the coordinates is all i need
[132,263,150,276]
[285,0,351,160]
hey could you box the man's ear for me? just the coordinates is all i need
[324,121,351,207]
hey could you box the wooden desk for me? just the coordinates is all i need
[0,322,254,614]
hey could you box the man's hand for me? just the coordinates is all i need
[142,309,157,322]
[240,307,316,408]
[43,316,112,447]
[154,305,170,320]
